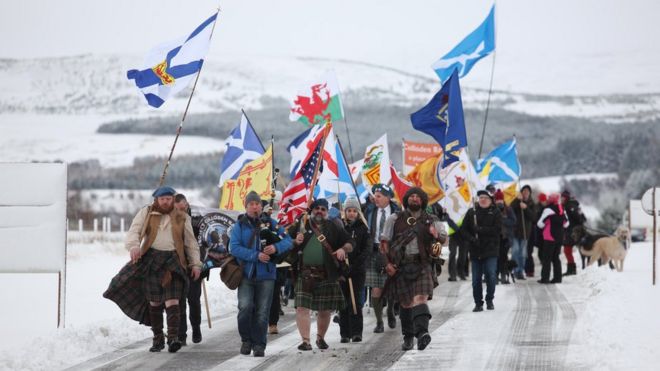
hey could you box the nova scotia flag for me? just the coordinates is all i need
[432,5,495,83]
[127,13,217,108]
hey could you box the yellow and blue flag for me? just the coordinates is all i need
[127,13,217,108]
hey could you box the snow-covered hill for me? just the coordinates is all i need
[2,54,659,124]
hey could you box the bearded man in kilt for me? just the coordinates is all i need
[380,188,447,351]
[103,186,202,353]
[287,198,354,351]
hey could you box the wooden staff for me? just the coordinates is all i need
[202,280,212,328]
[346,257,358,315]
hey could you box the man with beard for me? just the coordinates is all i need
[363,184,400,333]
[380,188,447,351]
[288,198,353,351]
[104,186,202,353]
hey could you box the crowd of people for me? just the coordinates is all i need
[104,182,587,358]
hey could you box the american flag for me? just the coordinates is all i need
[277,128,326,226]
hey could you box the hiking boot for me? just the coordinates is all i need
[167,338,182,353]
[417,332,432,350]
[486,301,494,310]
[240,341,252,355]
[340,337,350,343]
[473,304,484,312]
[253,346,265,357]
[149,334,165,352]
[537,279,550,284]
[373,321,384,333]
[316,336,329,350]
[550,278,562,284]
[192,326,202,343]
[298,341,312,351]
[448,277,457,282]
[351,335,362,343]
[402,336,414,351]
[268,325,278,334]
[387,311,397,329]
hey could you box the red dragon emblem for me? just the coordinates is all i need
[291,83,331,125]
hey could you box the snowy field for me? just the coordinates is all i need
[0,234,658,370]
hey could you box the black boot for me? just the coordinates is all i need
[166,305,182,353]
[563,263,576,276]
[149,305,165,352]
[399,307,414,351]
[192,325,202,343]
[387,302,397,329]
[412,304,432,351]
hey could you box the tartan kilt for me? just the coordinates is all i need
[103,249,188,326]
[294,277,346,311]
[385,264,434,307]
[365,255,387,289]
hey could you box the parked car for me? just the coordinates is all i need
[631,228,647,242]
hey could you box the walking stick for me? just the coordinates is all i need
[345,257,358,315]
[202,280,212,328]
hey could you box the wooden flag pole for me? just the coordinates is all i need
[306,121,332,208]
[202,280,212,328]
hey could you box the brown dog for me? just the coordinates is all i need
[579,226,629,272]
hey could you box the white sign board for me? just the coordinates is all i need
[629,200,655,229]
[641,187,660,216]
[0,163,67,273]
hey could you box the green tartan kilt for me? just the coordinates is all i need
[294,277,346,311]
[103,249,188,326]
[386,264,434,307]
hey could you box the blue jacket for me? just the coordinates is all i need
[229,215,293,281]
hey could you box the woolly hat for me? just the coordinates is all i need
[548,193,561,205]
[343,196,361,211]
[371,183,393,198]
[310,198,329,210]
[403,187,428,210]
[477,190,491,198]
[521,184,532,193]
[494,189,505,201]
[244,191,261,207]
[561,190,571,199]
[538,192,548,203]
[152,186,176,198]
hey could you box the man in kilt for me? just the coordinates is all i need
[103,186,202,353]
[363,183,400,333]
[288,198,354,351]
[380,187,447,351]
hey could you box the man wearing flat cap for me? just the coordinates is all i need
[288,198,354,351]
[379,187,447,351]
[104,185,202,354]
[363,183,400,333]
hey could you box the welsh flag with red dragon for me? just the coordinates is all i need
[289,71,344,126]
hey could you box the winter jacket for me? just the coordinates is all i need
[342,218,370,277]
[461,205,503,259]
[498,204,517,241]
[510,197,536,240]
[229,215,293,281]
[563,198,586,245]
[537,204,569,243]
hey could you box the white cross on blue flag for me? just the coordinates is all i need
[431,5,495,83]
[218,112,265,187]
[127,13,217,108]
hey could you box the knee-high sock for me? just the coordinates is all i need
[165,305,180,342]
[411,304,431,337]
[373,297,383,323]
[399,307,414,337]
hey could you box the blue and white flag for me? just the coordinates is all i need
[218,112,265,187]
[287,125,325,178]
[431,5,495,83]
[411,69,467,168]
[313,139,358,204]
[127,13,217,108]
[475,137,521,184]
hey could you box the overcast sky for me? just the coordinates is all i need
[1,0,658,94]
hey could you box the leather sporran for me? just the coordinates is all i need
[219,256,243,290]
[300,268,326,293]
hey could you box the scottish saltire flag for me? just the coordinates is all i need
[314,136,358,204]
[431,5,495,83]
[127,13,217,108]
[287,125,325,178]
[218,112,265,187]
[411,69,467,168]
[475,137,521,184]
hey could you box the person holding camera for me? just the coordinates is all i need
[379,188,447,352]
[229,191,293,357]
[287,198,354,351]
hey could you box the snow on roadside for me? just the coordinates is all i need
[561,242,660,371]
[0,235,238,370]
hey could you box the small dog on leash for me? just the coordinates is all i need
[574,226,629,272]
[501,259,518,284]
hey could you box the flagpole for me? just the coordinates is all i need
[334,75,355,163]
[477,49,497,158]
[158,9,221,187]
[336,135,360,198]
[241,108,267,151]
[306,121,332,208]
